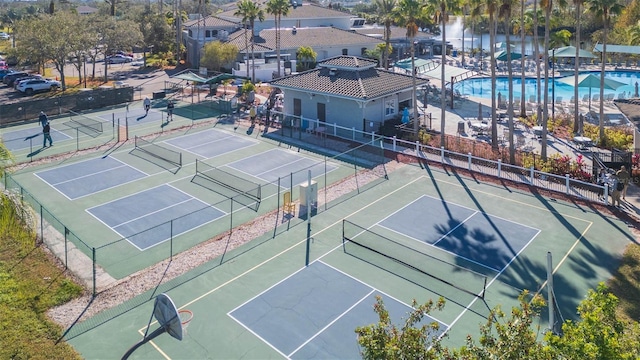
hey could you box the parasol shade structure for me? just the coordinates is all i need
[548,46,597,59]
[494,49,523,61]
[557,73,626,111]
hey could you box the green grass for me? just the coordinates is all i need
[609,243,640,323]
[0,191,84,360]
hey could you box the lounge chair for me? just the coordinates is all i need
[555,96,563,105]
[582,94,590,103]
[592,94,600,102]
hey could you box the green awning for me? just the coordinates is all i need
[171,72,251,84]
[593,43,640,55]
[171,72,209,83]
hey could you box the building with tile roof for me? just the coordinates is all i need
[269,55,429,132]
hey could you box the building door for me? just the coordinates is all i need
[293,98,303,129]
[317,103,326,124]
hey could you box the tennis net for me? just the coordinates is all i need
[64,111,104,137]
[194,159,261,202]
[134,136,183,167]
[342,219,487,298]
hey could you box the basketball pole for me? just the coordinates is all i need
[305,170,311,266]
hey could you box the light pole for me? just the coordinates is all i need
[551,48,555,122]
[83,54,87,88]
[422,84,429,128]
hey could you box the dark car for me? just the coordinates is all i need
[0,68,15,81]
[3,71,29,86]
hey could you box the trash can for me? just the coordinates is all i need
[457,121,465,134]
[452,50,458,57]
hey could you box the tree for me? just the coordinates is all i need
[546,284,640,359]
[499,0,516,164]
[234,0,265,82]
[432,0,463,148]
[99,18,144,82]
[296,46,317,71]
[201,41,239,71]
[266,0,290,78]
[393,0,425,134]
[355,295,446,359]
[479,0,499,150]
[373,0,396,69]
[358,285,640,359]
[586,0,623,144]
[573,0,587,134]
[541,0,553,160]
[139,12,175,54]
[458,291,553,359]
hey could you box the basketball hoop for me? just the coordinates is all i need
[178,309,193,334]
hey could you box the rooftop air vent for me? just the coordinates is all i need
[292,26,297,34]
[329,68,337,76]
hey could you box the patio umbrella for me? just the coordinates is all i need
[548,46,596,59]
[494,49,523,61]
[557,73,627,111]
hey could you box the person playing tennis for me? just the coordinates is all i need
[143,97,151,115]
[167,100,174,122]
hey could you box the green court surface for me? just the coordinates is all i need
[63,162,633,359]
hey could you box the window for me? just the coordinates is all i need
[205,30,211,38]
[342,49,348,55]
[385,98,396,116]
[188,30,193,37]
[212,29,218,37]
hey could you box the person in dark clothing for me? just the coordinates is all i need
[43,120,53,147]
[167,100,174,121]
[39,111,48,127]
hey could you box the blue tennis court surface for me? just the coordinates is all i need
[165,128,257,158]
[226,148,338,187]
[229,261,446,359]
[379,195,540,271]
[35,157,147,200]
[87,185,224,250]
[2,126,72,151]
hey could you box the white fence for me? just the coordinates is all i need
[269,111,608,205]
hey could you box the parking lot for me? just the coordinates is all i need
[0,57,171,104]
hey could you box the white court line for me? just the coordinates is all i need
[288,289,376,358]
[143,177,423,358]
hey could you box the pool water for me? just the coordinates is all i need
[455,71,639,101]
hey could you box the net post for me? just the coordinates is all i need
[481,276,487,299]
[547,251,554,333]
[341,219,346,251]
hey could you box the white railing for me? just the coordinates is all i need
[269,111,608,205]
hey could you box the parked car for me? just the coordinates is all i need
[0,32,9,40]
[14,75,42,89]
[106,54,133,64]
[16,78,60,95]
[0,69,14,80]
[3,71,29,86]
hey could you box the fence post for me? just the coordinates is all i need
[604,184,610,205]
[468,152,472,170]
[415,141,420,158]
[565,174,570,194]
[530,166,535,184]
[92,247,96,297]
[498,159,502,178]
[393,136,397,152]
[440,146,445,164]
[352,127,356,140]
[371,131,375,143]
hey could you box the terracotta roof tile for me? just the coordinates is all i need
[270,56,429,100]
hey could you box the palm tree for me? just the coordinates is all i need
[374,0,396,69]
[266,0,290,78]
[587,0,623,144]
[500,0,516,163]
[478,0,499,149]
[431,0,463,147]
[235,0,265,82]
[393,0,425,134]
[573,0,586,134]
[540,0,553,160]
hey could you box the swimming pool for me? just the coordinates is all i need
[454,70,639,101]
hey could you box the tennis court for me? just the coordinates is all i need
[65,161,634,359]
